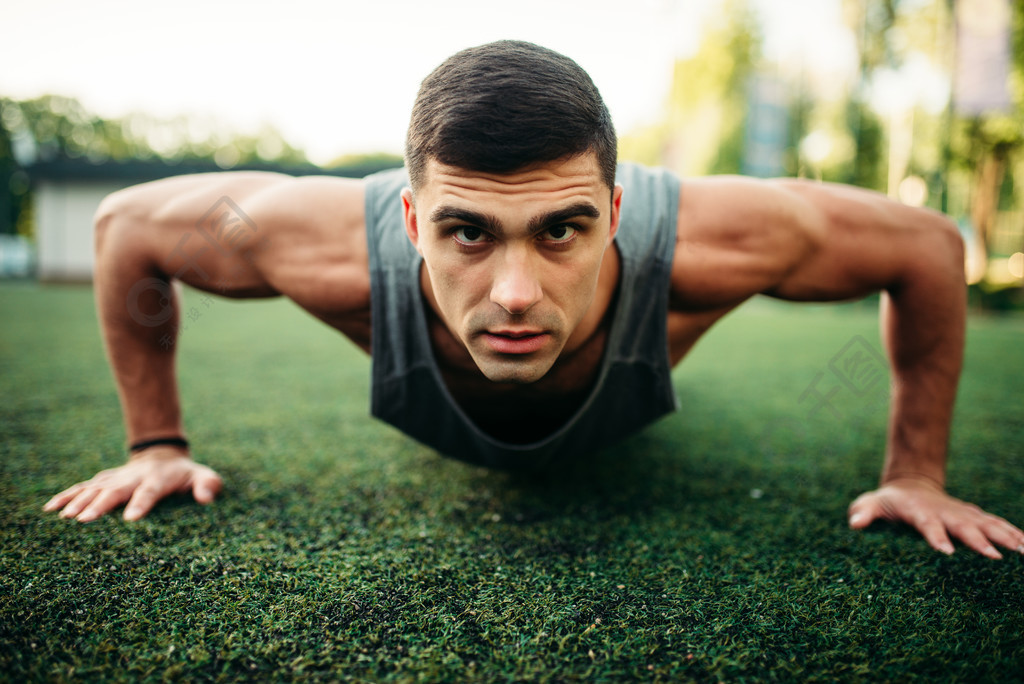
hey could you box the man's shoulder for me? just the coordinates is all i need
[361,167,415,255]
[245,173,370,228]
[241,174,373,321]
[614,162,682,225]
[613,162,681,260]
[362,166,410,204]
[615,161,680,190]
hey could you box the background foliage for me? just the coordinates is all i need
[618,0,1024,305]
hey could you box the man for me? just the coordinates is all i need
[44,41,1024,560]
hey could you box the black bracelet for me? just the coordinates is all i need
[129,436,190,453]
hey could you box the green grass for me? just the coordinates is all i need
[2,284,1023,682]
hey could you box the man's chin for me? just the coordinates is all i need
[473,355,556,385]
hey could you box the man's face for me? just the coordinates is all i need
[402,154,622,384]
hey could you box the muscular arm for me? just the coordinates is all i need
[768,179,966,492]
[671,177,1024,558]
[44,172,369,522]
[97,173,286,446]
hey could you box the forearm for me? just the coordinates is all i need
[94,212,187,448]
[879,222,966,488]
[854,281,1024,559]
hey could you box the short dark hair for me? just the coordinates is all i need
[405,40,617,192]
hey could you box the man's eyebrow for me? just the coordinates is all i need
[527,202,601,232]
[429,206,502,233]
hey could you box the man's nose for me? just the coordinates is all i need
[490,247,543,315]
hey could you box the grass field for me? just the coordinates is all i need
[2,284,1023,682]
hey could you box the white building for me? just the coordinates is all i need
[28,159,225,282]
[34,173,125,282]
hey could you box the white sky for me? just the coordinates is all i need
[1,0,859,165]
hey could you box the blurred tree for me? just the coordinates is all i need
[0,95,311,241]
[1,95,310,167]
[618,0,1019,306]
[325,151,405,175]
[782,82,813,178]
[947,0,1023,280]
[0,101,34,237]
[831,0,1022,301]
[841,0,903,191]
[0,110,17,235]
[619,0,763,176]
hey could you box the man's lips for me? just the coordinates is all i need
[481,330,550,354]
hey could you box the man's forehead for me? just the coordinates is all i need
[419,155,608,199]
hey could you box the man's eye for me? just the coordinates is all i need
[543,224,577,243]
[454,227,486,244]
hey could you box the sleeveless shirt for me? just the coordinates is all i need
[364,163,681,470]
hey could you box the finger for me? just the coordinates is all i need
[76,486,134,523]
[915,518,955,556]
[59,488,102,519]
[979,518,1024,555]
[123,481,167,521]
[950,524,1002,560]
[192,471,223,505]
[44,483,88,512]
[847,495,881,530]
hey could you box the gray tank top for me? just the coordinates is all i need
[365,162,680,469]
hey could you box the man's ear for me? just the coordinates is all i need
[607,184,624,245]
[401,188,423,254]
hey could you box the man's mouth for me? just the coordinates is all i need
[481,330,550,354]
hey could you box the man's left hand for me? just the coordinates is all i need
[848,478,1024,559]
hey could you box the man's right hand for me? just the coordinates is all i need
[43,448,223,523]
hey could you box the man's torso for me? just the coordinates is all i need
[360,163,680,464]
[244,164,756,457]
